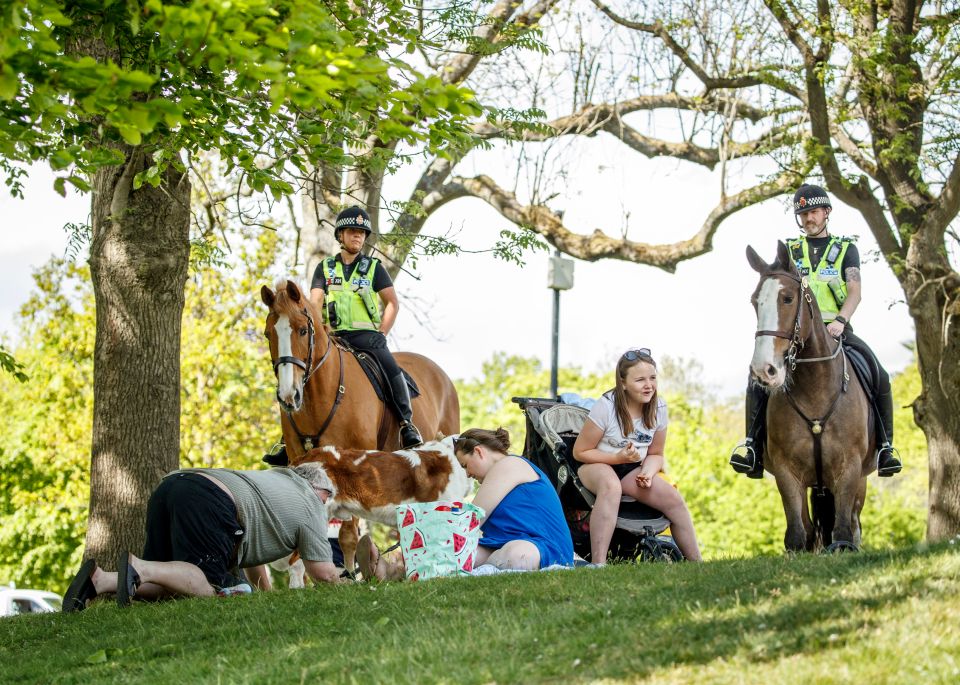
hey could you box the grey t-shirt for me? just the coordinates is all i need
[201,468,332,567]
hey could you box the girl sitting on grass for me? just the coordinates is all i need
[358,427,574,580]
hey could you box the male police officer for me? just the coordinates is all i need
[309,206,423,449]
[729,184,902,479]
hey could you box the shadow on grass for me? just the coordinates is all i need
[1,543,957,684]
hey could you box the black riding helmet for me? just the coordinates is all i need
[334,206,372,241]
[793,184,832,215]
[793,184,832,229]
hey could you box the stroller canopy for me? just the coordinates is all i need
[535,404,590,449]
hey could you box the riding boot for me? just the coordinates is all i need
[263,440,289,467]
[874,389,902,477]
[389,374,423,449]
[730,385,767,479]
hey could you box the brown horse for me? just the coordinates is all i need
[747,242,874,552]
[260,279,461,569]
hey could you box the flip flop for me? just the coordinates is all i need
[63,559,98,613]
[116,551,141,608]
[355,534,382,582]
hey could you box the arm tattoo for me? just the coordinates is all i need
[845,267,861,283]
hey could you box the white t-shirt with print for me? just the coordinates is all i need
[585,392,669,468]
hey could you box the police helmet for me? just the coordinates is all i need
[793,184,832,215]
[334,206,372,241]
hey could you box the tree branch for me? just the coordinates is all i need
[422,170,803,272]
[440,0,559,86]
[925,151,960,241]
[591,0,798,95]
[763,0,815,64]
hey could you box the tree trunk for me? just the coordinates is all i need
[904,225,960,540]
[919,388,960,540]
[82,147,191,567]
[912,299,960,540]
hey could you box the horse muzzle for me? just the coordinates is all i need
[277,387,303,412]
[750,360,786,389]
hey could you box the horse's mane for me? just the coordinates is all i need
[271,279,321,321]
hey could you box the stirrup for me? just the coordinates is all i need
[729,441,756,473]
[876,444,902,477]
[399,422,423,449]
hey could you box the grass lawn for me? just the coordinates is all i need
[3,543,959,684]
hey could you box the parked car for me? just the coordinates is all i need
[0,585,62,617]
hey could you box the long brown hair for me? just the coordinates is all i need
[611,350,658,436]
[454,427,510,456]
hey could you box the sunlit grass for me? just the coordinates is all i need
[2,543,958,684]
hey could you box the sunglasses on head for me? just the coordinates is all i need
[621,348,652,362]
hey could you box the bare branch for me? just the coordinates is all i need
[424,171,803,272]
[763,0,815,64]
[926,152,960,240]
[591,0,797,95]
[440,0,560,85]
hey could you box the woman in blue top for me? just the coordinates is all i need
[455,427,574,570]
[357,427,573,580]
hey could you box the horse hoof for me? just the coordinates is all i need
[825,541,859,553]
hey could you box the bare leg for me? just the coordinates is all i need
[245,564,273,591]
[483,540,541,571]
[129,553,215,598]
[577,464,623,564]
[90,567,118,596]
[622,476,702,561]
[357,535,404,581]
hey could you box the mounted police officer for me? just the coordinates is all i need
[729,183,902,479]
[309,206,423,449]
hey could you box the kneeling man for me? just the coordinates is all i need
[64,464,340,611]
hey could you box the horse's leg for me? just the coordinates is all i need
[830,464,863,548]
[774,472,809,552]
[338,518,360,574]
[799,489,816,551]
[852,477,867,548]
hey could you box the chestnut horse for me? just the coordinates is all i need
[747,242,874,552]
[260,279,460,569]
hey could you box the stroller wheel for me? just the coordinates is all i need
[638,535,684,563]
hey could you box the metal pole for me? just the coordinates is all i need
[550,247,560,399]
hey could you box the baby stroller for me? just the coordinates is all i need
[513,397,683,563]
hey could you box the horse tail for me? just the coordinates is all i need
[810,486,835,549]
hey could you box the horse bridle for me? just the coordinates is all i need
[272,308,328,386]
[754,271,842,371]
[271,306,345,451]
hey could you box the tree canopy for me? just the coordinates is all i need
[1,0,482,198]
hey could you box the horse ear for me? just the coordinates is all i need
[776,241,798,275]
[746,245,768,275]
[285,280,302,303]
[261,285,275,308]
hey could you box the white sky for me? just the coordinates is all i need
[1,143,917,401]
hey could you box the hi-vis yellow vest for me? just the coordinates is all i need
[322,256,382,331]
[786,236,853,322]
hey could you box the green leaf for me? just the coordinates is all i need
[117,126,142,145]
[0,65,17,100]
[85,650,107,664]
[53,177,66,197]
[67,175,92,193]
